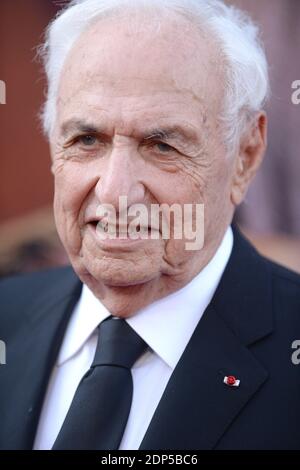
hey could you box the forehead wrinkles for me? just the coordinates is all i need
[58,60,222,127]
[58,78,206,111]
[57,87,209,135]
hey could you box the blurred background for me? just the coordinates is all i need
[0,0,299,277]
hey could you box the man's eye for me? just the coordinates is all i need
[77,135,98,146]
[155,142,174,153]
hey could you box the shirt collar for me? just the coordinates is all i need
[57,286,110,365]
[58,226,233,369]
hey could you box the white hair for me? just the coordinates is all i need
[40,0,269,150]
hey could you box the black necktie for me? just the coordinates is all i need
[52,317,148,450]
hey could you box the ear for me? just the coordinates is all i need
[230,112,267,206]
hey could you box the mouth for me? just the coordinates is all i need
[87,219,159,240]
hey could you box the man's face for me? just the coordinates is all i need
[50,14,236,314]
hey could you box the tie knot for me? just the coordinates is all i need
[92,317,148,369]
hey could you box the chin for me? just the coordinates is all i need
[80,256,160,288]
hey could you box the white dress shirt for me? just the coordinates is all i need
[34,227,233,450]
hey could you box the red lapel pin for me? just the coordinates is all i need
[224,375,240,387]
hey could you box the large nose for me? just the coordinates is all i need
[95,141,145,210]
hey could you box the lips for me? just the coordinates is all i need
[87,218,153,236]
[87,214,163,240]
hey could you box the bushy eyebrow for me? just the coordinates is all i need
[61,119,100,138]
[141,127,199,144]
[142,128,181,141]
[60,120,201,145]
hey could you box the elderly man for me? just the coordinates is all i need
[0,0,300,451]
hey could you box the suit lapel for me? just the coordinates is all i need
[140,227,273,450]
[0,267,82,450]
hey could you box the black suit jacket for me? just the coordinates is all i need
[1,227,300,450]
